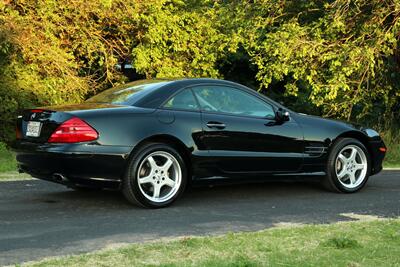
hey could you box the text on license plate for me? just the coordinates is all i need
[26,121,42,137]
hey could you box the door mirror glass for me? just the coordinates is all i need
[276,108,290,122]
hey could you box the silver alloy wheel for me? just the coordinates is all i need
[137,151,182,203]
[335,145,368,189]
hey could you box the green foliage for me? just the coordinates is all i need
[322,236,361,249]
[242,0,400,121]
[0,0,136,142]
[0,0,399,144]
[381,126,400,167]
[132,1,229,78]
[0,142,16,172]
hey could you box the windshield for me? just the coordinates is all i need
[86,80,171,105]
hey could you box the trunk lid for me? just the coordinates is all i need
[17,103,129,143]
[19,109,73,143]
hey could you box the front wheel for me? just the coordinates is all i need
[122,143,187,208]
[323,138,371,193]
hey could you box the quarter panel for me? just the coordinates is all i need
[294,113,377,172]
[79,108,205,175]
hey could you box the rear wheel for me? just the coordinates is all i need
[122,143,187,208]
[323,138,370,193]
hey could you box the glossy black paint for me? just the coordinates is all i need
[13,78,386,188]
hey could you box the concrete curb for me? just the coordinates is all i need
[0,171,32,181]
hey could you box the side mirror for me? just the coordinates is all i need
[275,108,290,122]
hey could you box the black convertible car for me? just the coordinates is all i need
[14,79,386,208]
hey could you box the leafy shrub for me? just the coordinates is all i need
[0,142,16,172]
[0,0,399,146]
[381,127,400,167]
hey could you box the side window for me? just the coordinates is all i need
[163,89,199,111]
[192,85,275,118]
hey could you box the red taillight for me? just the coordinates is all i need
[48,117,98,143]
[30,109,44,113]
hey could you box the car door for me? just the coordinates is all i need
[191,84,304,174]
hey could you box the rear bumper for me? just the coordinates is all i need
[12,141,132,185]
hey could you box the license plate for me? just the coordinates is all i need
[26,121,42,137]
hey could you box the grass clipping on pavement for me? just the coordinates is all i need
[24,218,400,267]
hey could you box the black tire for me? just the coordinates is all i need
[322,137,371,193]
[122,142,187,208]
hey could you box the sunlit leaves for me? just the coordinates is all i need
[242,0,399,120]
[0,0,399,143]
[132,0,226,78]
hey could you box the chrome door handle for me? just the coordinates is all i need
[206,122,226,129]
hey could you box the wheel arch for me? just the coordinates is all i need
[126,134,193,179]
[334,131,373,162]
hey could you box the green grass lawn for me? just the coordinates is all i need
[23,218,400,267]
[0,142,17,173]
[384,163,400,168]
[382,130,400,168]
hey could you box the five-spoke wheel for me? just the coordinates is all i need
[122,143,187,208]
[335,145,368,189]
[137,151,182,203]
[323,138,370,193]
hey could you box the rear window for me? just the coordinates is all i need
[86,80,171,105]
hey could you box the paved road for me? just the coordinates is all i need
[1,171,399,266]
